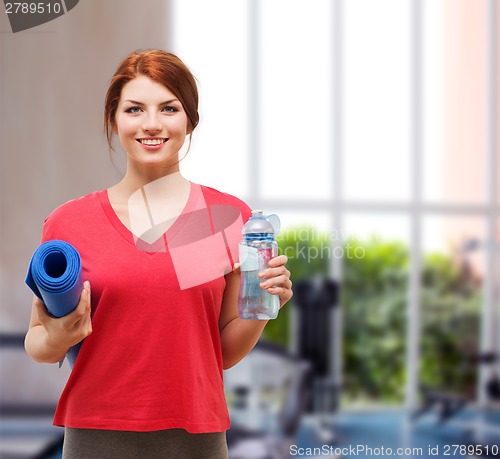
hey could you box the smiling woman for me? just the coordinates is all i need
[113,75,189,172]
[24,49,293,459]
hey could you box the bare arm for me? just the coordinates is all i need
[219,255,292,370]
[24,281,92,364]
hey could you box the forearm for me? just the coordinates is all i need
[220,317,268,370]
[25,325,68,364]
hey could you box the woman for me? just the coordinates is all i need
[24,50,293,458]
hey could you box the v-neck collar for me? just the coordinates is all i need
[99,182,200,254]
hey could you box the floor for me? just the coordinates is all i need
[296,409,500,459]
[3,408,500,458]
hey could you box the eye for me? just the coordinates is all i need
[162,106,179,113]
[125,106,142,114]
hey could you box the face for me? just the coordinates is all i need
[114,75,189,172]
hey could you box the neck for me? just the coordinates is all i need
[110,169,189,203]
[121,160,187,190]
[107,169,192,238]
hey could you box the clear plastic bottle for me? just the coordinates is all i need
[238,210,280,320]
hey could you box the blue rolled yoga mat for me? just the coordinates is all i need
[25,240,84,367]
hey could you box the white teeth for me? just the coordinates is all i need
[140,139,165,145]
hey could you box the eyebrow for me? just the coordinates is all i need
[123,99,180,106]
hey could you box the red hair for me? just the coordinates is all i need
[104,50,199,149]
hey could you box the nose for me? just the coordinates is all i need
[142,112,162,134]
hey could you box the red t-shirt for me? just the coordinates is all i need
[42,183,251,433]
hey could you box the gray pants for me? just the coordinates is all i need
[62,427,228,459]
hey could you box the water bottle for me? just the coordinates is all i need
[238,210,280,320]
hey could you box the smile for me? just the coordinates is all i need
[137,138,167,145]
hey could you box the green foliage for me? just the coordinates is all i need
[260,226,482,406]
[276,226,331,278]
[261,227,330,346]
[343,237,481,405]
[419,253,481,397]
[343,238,409,404]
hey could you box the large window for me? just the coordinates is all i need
[173,0,497,409]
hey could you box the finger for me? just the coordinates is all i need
[267,255,288,268]
[260,274,292,291]
[268,285,293,298]
[79,309,93,337]
[268,286,293,307]
[78,281,91,310]
[258,265,290,281]
[80,282,92,331]
[33,297,51,323]
[232,263,241,275]
[67,281,91,325]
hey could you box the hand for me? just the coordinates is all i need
[232,255,293,308]
[258,255,293,308]
[34,281,93,354]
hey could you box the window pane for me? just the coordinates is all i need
[268,210,332,349]
[173,0,250,198]
[258,0,333,201]
[421,0,445,204]
[276,210,332,279]
[497,6,500,205]
[342,214,410,407]
[343,0,412,202]
[423,0,487,204]
[420,216,484,405]
[495,219,500,357]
